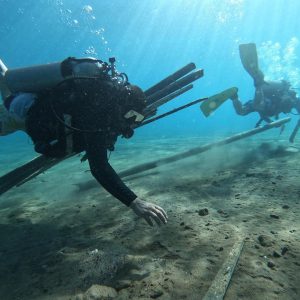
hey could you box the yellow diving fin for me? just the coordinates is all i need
[200,87,238,117]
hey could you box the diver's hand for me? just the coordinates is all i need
[130,198,168,226]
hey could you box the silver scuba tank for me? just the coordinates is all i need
[2,57,108,94]
[5,62,63,93]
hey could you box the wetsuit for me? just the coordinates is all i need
[79,130,137,206]
[24,79,138,206]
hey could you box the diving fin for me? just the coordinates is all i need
[239,43,264,86]
[200,87,238,117]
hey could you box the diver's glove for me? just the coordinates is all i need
[130,198,168,227]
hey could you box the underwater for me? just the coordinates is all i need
[0,0,300,299]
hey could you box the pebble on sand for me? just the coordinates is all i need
[198,208,209,216]
[267,261,275,269]
[270,214,280,219]
[258,235,273,247]
[281,246,289,256]
[273,251,281,258]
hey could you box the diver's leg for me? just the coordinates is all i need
[0,104,16,136]
[230,92,252,116]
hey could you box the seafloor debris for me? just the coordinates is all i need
[77,249,126,288]
[75,284,118,299]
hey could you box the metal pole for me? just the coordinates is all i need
[120,117,291,178]
[140,96,208,127]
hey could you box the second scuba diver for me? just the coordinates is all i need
[200,43,300,142]
[230,43,300,140]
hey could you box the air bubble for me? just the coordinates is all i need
[83,5,93,14]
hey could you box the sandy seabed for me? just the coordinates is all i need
[0,133,299,300]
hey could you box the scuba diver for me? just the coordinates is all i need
[230,80,300,123]
[230,43,300,141]
[200,43,300,143]
[0,57,168,227]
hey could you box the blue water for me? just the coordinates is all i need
[0,0,299,145]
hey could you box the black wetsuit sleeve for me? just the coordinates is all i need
[84,132,137,206]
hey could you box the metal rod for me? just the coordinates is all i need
[144,63,196,97]
[203,237,245,300]
[120,117,291,178]
[140,96,208,126]
[0,155,73,195]
[144,84,193,116]
[147,69,204,105]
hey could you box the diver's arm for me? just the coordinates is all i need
[84,132,167,225]
[84,131,137,206]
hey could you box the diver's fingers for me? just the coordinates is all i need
[154,205,168,221]
[148,210,162,226]
[151,206,167,224]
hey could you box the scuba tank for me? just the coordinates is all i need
[1,56,129,94]
[3,57,109,93]
[259,80,297,114]
[260,80,294,100]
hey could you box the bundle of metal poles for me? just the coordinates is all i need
[143,63,204,118]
